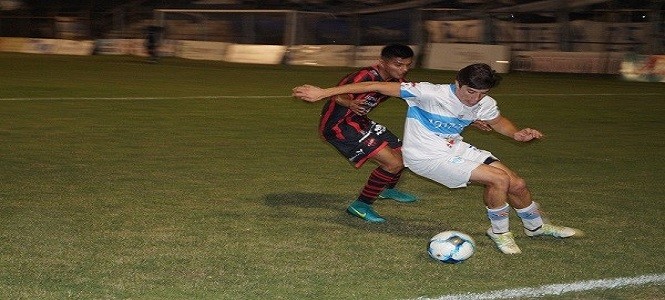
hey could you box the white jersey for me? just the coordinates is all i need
[398,82,500,160]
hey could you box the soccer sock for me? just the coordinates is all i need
[515,201,544,231]
[384,168,403,189]
[487,203,510,234]
[357,167,399,204]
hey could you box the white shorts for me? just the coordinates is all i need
[404,140,496,189]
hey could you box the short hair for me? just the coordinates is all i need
[381,44,414,60]
[456,63,502,90]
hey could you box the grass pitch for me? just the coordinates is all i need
[0,53,663,299]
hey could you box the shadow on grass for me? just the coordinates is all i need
[264,192,341,209]
[264,192,451,239]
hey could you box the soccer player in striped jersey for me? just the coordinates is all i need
[315,44,417,223]
[293,63,583,254]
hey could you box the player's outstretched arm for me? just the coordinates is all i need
[292,82,401,102]
[291,85,327,102]
[488,116,543,142]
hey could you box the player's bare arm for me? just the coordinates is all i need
[292,84,326,102]
[487,116,543,142]
[471,120,493,131]
[293,82,401,102]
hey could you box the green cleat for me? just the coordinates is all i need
[346,200,386,223]
[378,188,417,203]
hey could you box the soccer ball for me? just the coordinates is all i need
[428,231,476,264]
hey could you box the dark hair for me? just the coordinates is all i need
[456,63,502,89]
[381,44,414,60]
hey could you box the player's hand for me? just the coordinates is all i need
[513,128,543,142]
[349,98,368,115]
[471,120,492,131]
[292,85,326,102]
[333,96,366,115]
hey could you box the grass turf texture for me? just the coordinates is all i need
[0,53,663,299]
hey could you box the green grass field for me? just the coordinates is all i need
[0,52,664,299]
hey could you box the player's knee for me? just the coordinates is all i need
[384,162,404,174]
[379,152,405,174]
[488,170,511,191]
[509,177,528,194]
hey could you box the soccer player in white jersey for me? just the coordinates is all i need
[292,63,583,254]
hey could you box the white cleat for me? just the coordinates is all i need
[486,228,522,254]
[525,224,584,238]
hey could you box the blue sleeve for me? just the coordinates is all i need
[399,82,418,99]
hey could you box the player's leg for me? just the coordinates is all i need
[482,161,543,231]
[321,124,392,222]
[372,129,417,203]
[469,164,523,254]
[371,148,417,203]
[487,161,583,239]
[468,165,514,241]
[347,146,405,223]
[346,124,416,222]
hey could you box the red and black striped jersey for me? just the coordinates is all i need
[319,65,401,140]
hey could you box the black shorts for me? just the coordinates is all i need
[324,121,401,168]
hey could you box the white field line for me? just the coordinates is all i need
[417,273,665,300]
[0,93,661,101]
[503,93,662,97]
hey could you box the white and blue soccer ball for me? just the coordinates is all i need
[428,230,476,264]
